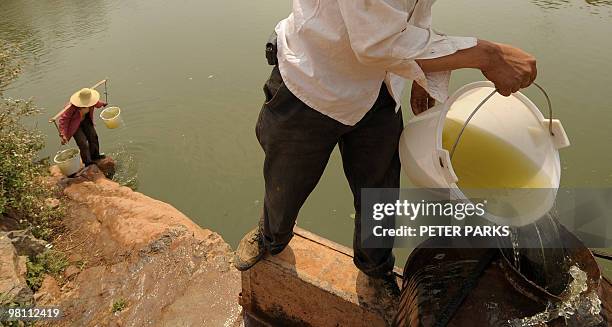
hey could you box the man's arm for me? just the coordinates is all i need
[94,101,107,108]
[416,40,537,96]
[337,0,537,98]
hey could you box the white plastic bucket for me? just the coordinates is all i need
[399,81,570,226]
[100,106,123,129]
[54,148,82,176]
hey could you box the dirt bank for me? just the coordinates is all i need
[33,163,242,326]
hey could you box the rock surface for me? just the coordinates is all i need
[40,163,242,326]
[0,233,33,305]
[5,229,48,258]
[240,227,400,327]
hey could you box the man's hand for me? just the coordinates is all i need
[60,135,68,145]
[416,40,537,97]
[479,40,537,96]
[410,81,436,115]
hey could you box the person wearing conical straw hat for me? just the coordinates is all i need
[58,87,107,166]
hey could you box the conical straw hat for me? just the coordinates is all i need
[70,88,100,107]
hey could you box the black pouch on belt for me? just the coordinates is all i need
[266,31,278,66]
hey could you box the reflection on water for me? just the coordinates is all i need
[531,0,612,14]
[0,0,112,86]
[532,0,571,10]
[585,0,612,6]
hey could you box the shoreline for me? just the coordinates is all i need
[31,163,242,326]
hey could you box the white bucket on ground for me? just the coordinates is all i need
[399,81,570,226]
[100,106,123,129]
[54,148,82,176]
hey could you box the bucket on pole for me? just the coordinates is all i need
[399,81,570,226]
[100,106,123,129]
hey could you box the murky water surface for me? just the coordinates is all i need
[1,0,611,272]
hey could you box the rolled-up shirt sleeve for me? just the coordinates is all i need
[337,0,477,102]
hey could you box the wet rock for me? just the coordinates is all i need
[95,157,116,179]
[0,234,33,305]
[140,226,188,256]
[43,163,241,326]
[6,229,48,257]
[52,158,116,189]
[55,165,105,189]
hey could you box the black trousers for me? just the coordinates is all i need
[256,66,403,277]
[73,116,100,165]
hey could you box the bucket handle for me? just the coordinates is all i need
[449,82,554,160]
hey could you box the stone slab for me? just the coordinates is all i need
[240,227,399,326]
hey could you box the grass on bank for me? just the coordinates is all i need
[1,42,64,240]
[0,96,65,240]
[112,298,128,313]
[25,250,69,291]
[1,43,67,298]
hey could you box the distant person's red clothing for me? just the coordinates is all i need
[58,101,106,141]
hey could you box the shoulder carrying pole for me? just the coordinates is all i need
[49,79,108,138]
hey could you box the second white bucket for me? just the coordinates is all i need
[399,81,571,226]
[53,148,82,176]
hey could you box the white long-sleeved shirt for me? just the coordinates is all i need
[275,0,477,125]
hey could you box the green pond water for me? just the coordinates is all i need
[1,0,611,273]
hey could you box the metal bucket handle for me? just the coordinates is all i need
[449,82,554,160]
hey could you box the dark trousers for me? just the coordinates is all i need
[256,66,403,277]
[73,116,100,165]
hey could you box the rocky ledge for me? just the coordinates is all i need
[2,160,242,326]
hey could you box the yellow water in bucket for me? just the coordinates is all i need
[100,107,121,129]
[442,117,551,189]
[442,117,553,219]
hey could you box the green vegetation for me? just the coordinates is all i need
[25,250,68,291]
[112,298,128,313]
[1,42,64,241]
[75,259,87,271]
[2,42,67,298]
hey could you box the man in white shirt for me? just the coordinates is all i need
[234,0,536,294]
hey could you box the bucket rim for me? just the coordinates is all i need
[436,81,548,141]
[100,106,121,121]
[53,148,81,164]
